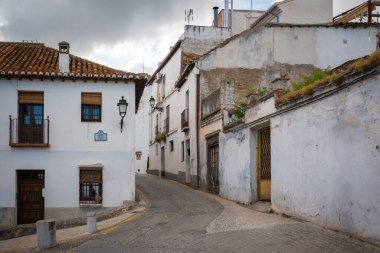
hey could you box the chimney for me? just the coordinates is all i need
[58,41,70,73]
[213,7,219,27]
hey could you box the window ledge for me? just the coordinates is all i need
[80,203,103,208]
[10,143,50,148]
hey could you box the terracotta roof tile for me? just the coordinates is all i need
[0,41,149,113]
[0,41,132,76]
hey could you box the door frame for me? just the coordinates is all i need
[185,139,191,183]
[160,146,165,178]
[257,125,271,201]
[206,134,219,194]
[17,170,45,224]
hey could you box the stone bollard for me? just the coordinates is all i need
[87,212,97,234]
[36,220,56,249]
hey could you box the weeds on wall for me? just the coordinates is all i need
[234,102,248,119]
[290,67,331,91]
[277,50,380,105]
[245,86,269,96]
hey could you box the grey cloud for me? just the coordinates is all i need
[0,0,220,55]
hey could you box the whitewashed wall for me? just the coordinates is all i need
[271,74,380,244]
[135,87,149,174]
[278,0,333,24]
[198,26,377,71]
[0,79,135,225]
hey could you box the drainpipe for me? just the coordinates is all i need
[196,74,201,189]
[368,0,372,24]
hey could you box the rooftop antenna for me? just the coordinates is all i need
[251,0,253,10]
[185,9,194,25]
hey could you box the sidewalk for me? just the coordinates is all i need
[0,205,145,253]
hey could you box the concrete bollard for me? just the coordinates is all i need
[87,212,97,234]
[36,220,56,249]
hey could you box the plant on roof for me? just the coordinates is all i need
[277,50,380,105]
[290,67,331,91]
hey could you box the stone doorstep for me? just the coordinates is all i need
[247,201,272,213]
[0,201,137,241]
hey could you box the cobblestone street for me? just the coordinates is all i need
[30,175,380,253]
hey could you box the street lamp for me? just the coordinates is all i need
[149,96,163,112]
[117,96,128,133]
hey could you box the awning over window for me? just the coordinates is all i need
[18,91,44,104]
[81,93,101,105]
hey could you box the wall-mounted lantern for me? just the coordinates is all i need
[117,96,128,133]
[149,96,163,112]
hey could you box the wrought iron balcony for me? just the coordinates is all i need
[9,116,50,147]
[181,109,189,132]
[163,118,169,133]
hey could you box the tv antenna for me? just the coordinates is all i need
[185,9,194,25]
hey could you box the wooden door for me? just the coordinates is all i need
[19,104,44,143]
[207,142,219,194]
[161,147,166,177]
[258,127,271,201]
[17,170,45,224]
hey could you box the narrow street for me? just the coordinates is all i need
[50,175,379,253]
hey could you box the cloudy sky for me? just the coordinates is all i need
[0,0,364,74]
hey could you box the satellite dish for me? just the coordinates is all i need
[185,9,194,25]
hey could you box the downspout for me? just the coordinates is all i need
[368,0,372,24]
[196,73,201,189]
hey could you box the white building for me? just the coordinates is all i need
[135,86,149,174]
[0,41,147,225]
[147,24,231,187]
[219,53,380,244]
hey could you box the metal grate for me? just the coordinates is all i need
[259,127,271,180]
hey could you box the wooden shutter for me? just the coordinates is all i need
[80,170,102,183]
[81,93,101,105]
[19,91,44,104]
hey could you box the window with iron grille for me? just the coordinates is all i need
[79,169,102,204]
[81,93,101,122]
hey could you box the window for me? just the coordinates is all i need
[181,141,184,162]
[136,151,142,160]
[156,144,158,156]
[18,91,44,144]
[80,169,102,204]
[81,93,101,122]
[161,75,166,99]
[170,140,174,152]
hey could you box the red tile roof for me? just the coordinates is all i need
[0,42,138,77]
[0,41,148,112]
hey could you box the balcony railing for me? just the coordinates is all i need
[181,109,189,132]
[163,118,169,133]
[9,116,50,147]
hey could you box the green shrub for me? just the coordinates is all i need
[234,102,247,119]
[290,67,331,91]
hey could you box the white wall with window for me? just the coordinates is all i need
[0,79,136,225]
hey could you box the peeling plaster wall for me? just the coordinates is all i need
[278,0,333,24]
[219,128,252,203]
[271,74,380,244]
[182,25,231,57]
[198,26,377,71]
